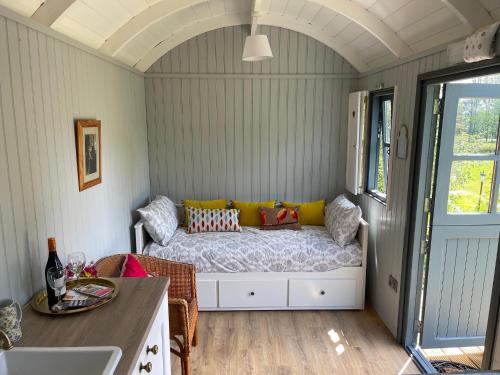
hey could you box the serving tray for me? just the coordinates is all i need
[31,277,119,315]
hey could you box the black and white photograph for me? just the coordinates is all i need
[76,119,101,191]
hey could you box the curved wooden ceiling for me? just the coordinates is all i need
[0,0,498,72]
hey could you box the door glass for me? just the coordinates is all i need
[454,97,500,155]
[448,160,494,213]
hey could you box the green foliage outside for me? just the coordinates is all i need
[447,96,500,213]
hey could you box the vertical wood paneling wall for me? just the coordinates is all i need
[0,15,150,303]
[146,26,357,203]
[357,50,450,336]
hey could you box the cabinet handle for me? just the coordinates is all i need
[320,290,326,296]
[140,362,152,373]
[146,345,159,355]
[249,291,255,296]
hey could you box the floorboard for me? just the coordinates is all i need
[170,306,421,374]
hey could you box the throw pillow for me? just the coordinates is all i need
[187,208,241,233]
[232,200,276,226]
[120,254,148,278]
[183,199,227,226]
[137,195,178,246]
[282,200,325,225]
[325,195,362,246]
[259,207,301,230]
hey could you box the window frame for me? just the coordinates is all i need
[365,88,395,204]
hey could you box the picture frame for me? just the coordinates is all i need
[75,119,102,191]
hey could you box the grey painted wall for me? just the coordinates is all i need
[0,15,150,304]
[356,50,450,336]
[145,26,358,203]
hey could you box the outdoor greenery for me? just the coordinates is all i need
[448,95,500,213]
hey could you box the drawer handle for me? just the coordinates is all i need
[320,290,326,296]
[249,291,255,296]
[140,362,153,373]
[146,345,159,355]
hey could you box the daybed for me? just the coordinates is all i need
[135,216,368,311]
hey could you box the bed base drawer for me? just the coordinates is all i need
[288,279,357,308]
[196,279,218,308]
[218,279,287,308]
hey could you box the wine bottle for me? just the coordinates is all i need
[45,237,66,309]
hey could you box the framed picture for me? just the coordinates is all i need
[76,119,102,191]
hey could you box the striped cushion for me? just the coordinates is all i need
[187,208,241,234]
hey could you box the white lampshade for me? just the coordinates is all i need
[242,34,273,62]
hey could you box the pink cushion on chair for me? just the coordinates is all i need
[120,254,148,277]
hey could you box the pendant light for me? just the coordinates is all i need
[242,34,273,61]
[242,4,273,62]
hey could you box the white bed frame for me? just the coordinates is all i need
[135,219,368,311]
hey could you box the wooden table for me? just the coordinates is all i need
[18,277,169,375]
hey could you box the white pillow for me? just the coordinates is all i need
[137,195,178,246]
[325,195,362,246]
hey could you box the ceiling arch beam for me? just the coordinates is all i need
[441,0,494,30]
[31,0,76,27]
[99,0,207,57]
[134,12,369,73]
[312,0,412,58]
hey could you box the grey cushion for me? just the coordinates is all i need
[325,195,362,246]
[137,195,178,246]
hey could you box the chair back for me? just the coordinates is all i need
[95,254,127,277]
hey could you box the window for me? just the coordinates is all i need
[366,89,394,202]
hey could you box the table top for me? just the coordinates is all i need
[18,277,170,375]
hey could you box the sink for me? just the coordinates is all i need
[0,346,122,375]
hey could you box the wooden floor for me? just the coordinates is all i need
[422,346,484,370]
[170,306,420,375]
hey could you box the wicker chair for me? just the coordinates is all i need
[95,254,198,375]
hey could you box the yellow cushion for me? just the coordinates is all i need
[183,199,227,225]
[232,200,276,226]
[282,200,325,225]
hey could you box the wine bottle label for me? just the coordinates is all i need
[54,276,66,296]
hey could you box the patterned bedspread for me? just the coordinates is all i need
[144,226,362,273]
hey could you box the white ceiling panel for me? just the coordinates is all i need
[397,6,459,46]
[192,2,212,21]
[351,0,377,10]
[410,23,468,54]
[321,14,352,35]
[309,7,336,29]
[0,0,491,72]
[296,1,321,24]
[283,0,306,18]
[479,0,500,12]
[383,0,445,32]
[209,0,226,17]
[367,0,412,21]
[335,21,366,44]
[0,0,42,17]
[268,0,289,15]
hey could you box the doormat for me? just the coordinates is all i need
[431,360,476,373]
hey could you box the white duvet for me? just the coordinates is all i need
[144,226,362,273]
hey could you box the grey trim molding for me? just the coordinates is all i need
[0,4,143,77]
[145,73,359,79]
[483,236,500,370]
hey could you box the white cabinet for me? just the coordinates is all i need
[133,291,170,375]
[345,90,368,195]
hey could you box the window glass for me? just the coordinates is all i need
[454,97,500,155]
[366,89,394,202]
[448,160,493,214]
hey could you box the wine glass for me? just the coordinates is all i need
[46,266,66,312]
[66,252,86,280]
